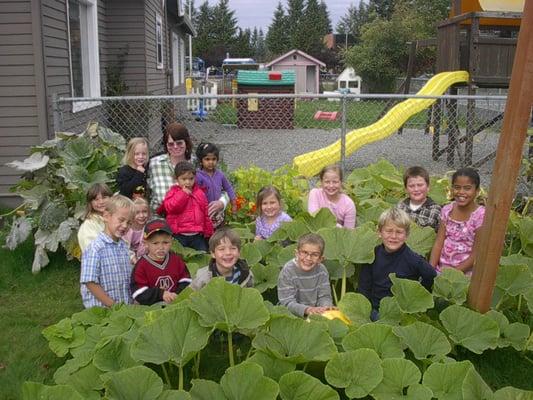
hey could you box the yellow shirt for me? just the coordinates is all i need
[77,214,105,253]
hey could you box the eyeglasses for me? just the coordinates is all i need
[167,140,185,148]
[298,250,322,259]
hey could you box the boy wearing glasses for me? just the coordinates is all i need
[358,208,436,320]
[278,233,335,317]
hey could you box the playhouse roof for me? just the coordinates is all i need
[237,70,296,85]
[337,67,361,82]
[266,49,326,68]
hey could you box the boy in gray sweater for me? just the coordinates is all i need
[278,233,335,317]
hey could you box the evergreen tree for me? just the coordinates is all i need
[368,0,396,20]
[298,0,327,57]
[286,0,305,49]
[266,2,289,57]
[193,1,214,63]
[256,28,267,62]
[336,1,370,43]
[231,28,253,57]
[318,1,332,33]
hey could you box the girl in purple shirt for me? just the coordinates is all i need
[255,186,292,240]
[195,143,237,228]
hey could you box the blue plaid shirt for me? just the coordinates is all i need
[80,232,133,308]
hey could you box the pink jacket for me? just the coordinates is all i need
[157,184,214,237]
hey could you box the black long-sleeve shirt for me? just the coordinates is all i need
[117,165,148,199]
[357,244,437,310]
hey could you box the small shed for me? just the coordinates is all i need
[337,67,362,95]
[266,49,325,94]
[236,70,295,129]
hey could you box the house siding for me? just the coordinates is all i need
[145,0,168,95]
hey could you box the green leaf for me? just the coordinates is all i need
[42,318,86,357]
[325,348,383,399]
[220,362,279,400]
[377,297,403,326]
[500,254,533,274]
[250,263,280,293]
[485,310,530,350]
[17,185,49,210]
[342,323,404,359]
[301,208,338,231]
[252,316,337,363]
[130,304,211,366]
[321,224,379,266]
[493,387,533,400]
[433,268,470,305]
[279,370,340,400]
[157,390,192,400]
[104,365,163,400]
[393,321,451,360]
[241,242,262,265]
[248,351,296,380]
[61,136,95,164]
[516,217,533,257]
[337,292,371,328]
[390,274,434,313]
[21,382,85,400]
[371,358,423,399]
[406,224,436,256]
[462,367,493,400]
[496,264,532,296]
[189,278,269,333]
[54,353,105,395]
[71,307,111,326]
[190,379,227,400]
[422,360,473,400]
[439,305,500,354]
[93,335,139,372]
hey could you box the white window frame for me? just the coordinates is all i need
[177,0,185,16]
[172,32,180,87]
[67,0,101,113]
[156,13,164,70]
[179,37,185,84]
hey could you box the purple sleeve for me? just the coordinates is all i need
[281,212,292,222]
[255,217,266,239]
[220,172,236,200]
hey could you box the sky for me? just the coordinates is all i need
[205,0,361,32]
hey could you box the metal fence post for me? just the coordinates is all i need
[340,94,347,175]
[52,93,61,133]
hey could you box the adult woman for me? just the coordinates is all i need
[148,122,227,216]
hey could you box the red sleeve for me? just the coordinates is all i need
[160,185,189,215]
[199,188,214,237]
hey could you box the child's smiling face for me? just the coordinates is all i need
[211,237,240,276]
[379,222,408,253]
[405,176,429,205]
[295,243,324,272]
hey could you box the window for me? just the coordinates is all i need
[156,14,163,70]
[349,80,359,89]
[180,37,185,84]
[67,0,101,112]
[172,32,185,87]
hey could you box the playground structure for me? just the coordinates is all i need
[292,0,523,177]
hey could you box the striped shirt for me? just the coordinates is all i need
[147,153,176,212]
[277,259,333,317]
[80,232,133,308]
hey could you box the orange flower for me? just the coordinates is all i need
[235,194,247,211]
[248,202,257,215]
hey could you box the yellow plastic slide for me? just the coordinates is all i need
[293,71,469,177]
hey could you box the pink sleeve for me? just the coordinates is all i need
[308,188,323,214]
[472,206,485,230]
[341,195,356,229]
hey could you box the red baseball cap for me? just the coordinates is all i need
[144,219,173,239]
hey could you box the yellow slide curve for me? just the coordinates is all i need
[293,71,469,177]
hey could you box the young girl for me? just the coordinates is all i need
[123,197,150,263]
[78,183,113,253]
[157,161,213,251]
[195,142,237,228]
[430,168,485,274]
[308,165,356,229]
[117,137,149,199]
[254,186,292,240]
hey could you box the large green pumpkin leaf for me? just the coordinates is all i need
[432,267,470,305]
[493,387,533,399]
[54,352,105,395]
[461,367,493,400]
[252,316,337,363]
[21,382,84,400]
[157,390,192,400]
[93,335,139,372]
[371,358,424,400]
[496,264,532,296]
[104,365,163,400]
[279,371,339,400]
[60,136,94,164]
[250,263,280,293]
[325,348,383,399]
[342,323,404,359]
[500,254,533,274]
[337,292,371,328]
[42,318,86,357]
[407,225,436,257]
[130,304,211,366]
[248,350,296,380]
[439,305,499,354]
[321,224,379,266]
[189,278,269,333]
[377,297,403,326]
[516,218,533,257]
[241,243,262,265]
[390,274,434,313]
[220,362,279,400]
[189,379,226,400]
[486,310,531,351]
[422,360,473,400]
[301,207,338,232]
[393,321,451,360]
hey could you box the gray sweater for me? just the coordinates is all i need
[277,258,333,317]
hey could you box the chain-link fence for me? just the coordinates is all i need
[53,93,530,191]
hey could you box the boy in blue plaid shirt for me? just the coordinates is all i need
[80,195,135,308]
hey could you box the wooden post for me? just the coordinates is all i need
[467,1,533,313]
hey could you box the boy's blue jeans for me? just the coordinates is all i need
[174,234,208,252]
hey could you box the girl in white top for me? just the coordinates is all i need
[78,183,113,253]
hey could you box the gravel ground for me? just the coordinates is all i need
[192,123,502,186]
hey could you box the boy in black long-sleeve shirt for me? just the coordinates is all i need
[357,208,436,320]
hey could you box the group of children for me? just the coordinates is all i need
[78,134,485,320]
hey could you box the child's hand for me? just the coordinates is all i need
[162,291,177,303]
[231,200,238,214]
[136,165,145,173]
[305,306,330,315]
[208,200,224,217]
[181,187,192,195]
[254,235,263,241]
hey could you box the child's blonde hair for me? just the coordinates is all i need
[133,196,149,209]
[378,208,412,235]
[123,137,149,168]
[256,186,282,216]
[319,164,343,181]
[105,194,135,218]
[208,228,241,252]
[297,233,325,255]
[84,183,113,219]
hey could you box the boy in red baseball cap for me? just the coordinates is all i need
[131,219,191,305]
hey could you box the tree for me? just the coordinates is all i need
[266,2,289,57]
[318,1,332,34]
[286,0,305,49]
[256,28,267,62]
[368,0,396,20]
[193,1,214,63]
[231,28,253,57]
[297,0,328,57]
[336,1,371,43]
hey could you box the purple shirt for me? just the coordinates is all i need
[195,169,236,203]
[255,212,292,239]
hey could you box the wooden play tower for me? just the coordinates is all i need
[431,0,523,166]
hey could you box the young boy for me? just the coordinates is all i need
[190,228,253,290]
[397,166,441,231]
[357,208,436,320]
[80,195,135,308]
[131,219,191,305]
[278,233,334,318]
